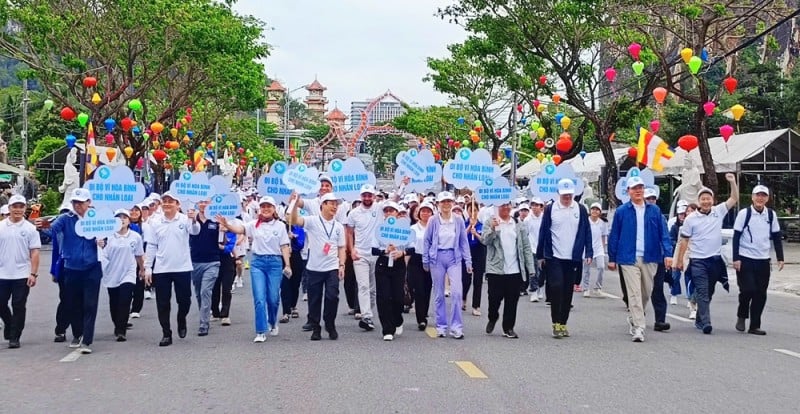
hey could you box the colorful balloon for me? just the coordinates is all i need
[552,154,562,165]
[82,76,97,88]
[537,127,546,138]
[628,43,642,60]
[678,135,699,151]
[604,67,617,82]
[723,76,738,94]
[556,137,572,153]
[719,124,734,142]
[43,99,54,111]
[649,120,661,133]
[535,140,545,150]
[65,134,77,148]
[128,99,143,112]
[91,92,102,105]
[120,117,133,131]
[560,116,571,130]
[730,104,745,121]
[536,153,545,162]
[632,61,644,76]
[539,75,547,85]
[60,107,76,121]
[579,150,587,159]
[652,87,668,104]
[628,147,638,158]
[687,56,702,74]
[106,148,117,161]
[703,101,716,117]
[170,128,178,138]
[552,94,561,104]
[104,133,114,145]
[150,122,165,135]
[77,112,89,127]
[124,146,134,158]
[680,48,693,64]
[457,117,465,125]
[153,149,167,162]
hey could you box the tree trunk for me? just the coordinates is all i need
[693,104,718,192]
[596,125,619,208]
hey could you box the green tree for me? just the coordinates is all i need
[366,134,407,176]
[392,105,475,161]
[0,0,269,169]
[27,135,65,186]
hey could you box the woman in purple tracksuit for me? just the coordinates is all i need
[423,191,472,339]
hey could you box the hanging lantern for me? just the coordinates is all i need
[720,124,734,142]
[91,93,102,105]
[153,149,167,162]
[82,76,97,88]
[150,122,165,135]
[703,101,716,117]
[677,135,699,151]
[649,120,661,133]
[120,117,133,131]
[552,154,562,165]
[105,148,117,161]
[104,133,114,145]
[124,146,134,158]
[60,107,76,121]
[723,76,738,94]
[652,87,668,104]
[730,104,745,121]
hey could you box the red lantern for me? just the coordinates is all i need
[677,135,699,152]
[722,76,738,94]
[552,154,562,165]
[556,137,572,153]
[153,149,167,162]
[104,133,114,145]
[627,147,638,158]
[120,117,133,132]
[239,159,246,166]
[60,107,76,121]
[82,76,97,88]
[535,140,545,150]
[516,104,523,112]
[238,147,245,154]
[495,130,502,138]
[649,120,661,133]
[538,75,547,85]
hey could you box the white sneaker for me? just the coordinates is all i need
[632,328,645,342]
[583,290,591,298]
[383,334,394,341]
[627,316,635,335]
[689,302,697,320]
[538,290,545,299]
[670,296,678,305]
[79,344,93,354]
[253,333,267,343]
[269,326,279,336]
[594,288,604,297]
[144,291,152,300]
[236,278,244,288]
[395,325,403,336]
[530,294,539,302]
[129,312,140,319]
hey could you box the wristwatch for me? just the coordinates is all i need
[30,273,38,278]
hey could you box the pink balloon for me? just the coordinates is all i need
[532,99,540,108]
[628,43,642,60]
[136,158,144,169]
[604,68,617,82]
[703,101,716,117]
[720,124,734,142]
[649,120,661,134]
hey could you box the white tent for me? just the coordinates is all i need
[515,147,629,182]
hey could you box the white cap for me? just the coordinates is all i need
[359,184,377,195]
[114,208,131,217]
[677,200,689,208]
[752,185,769,195]
[698,186,714,197]
[0,205,8,215]
[318,174,332,184]
[437,191,455,202]
[452,204,464,211]
[644,188,658,199]
[530,197,545,206]
[382,201,400,212]
[423,196,435,204]
[319,193,342,204]
[418,202,435,213]
[455,196,466,204]
[258,196,277,206]
[626,176,645,189]
[398,206,408,214]
[677,205,687,214]
[70,188,92,202]
[150,193,162,200]
[557,178,575,195]
[590,202,602,210]
[515,196,528,205]
[517,203,530,211]
[404,193,418,204]
[8,194,26,206]
[161,191,179,202]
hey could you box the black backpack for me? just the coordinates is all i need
[741,207,774,243]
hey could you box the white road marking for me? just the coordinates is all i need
[60,349,82,363]
[666,313,693,323]
[774,349,800,359]
[600,292,621,299]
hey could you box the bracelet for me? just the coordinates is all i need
[30,273,38,278]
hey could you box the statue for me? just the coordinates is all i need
[673,157,703,204]
[59,147,79,204]
[581,178,595,203]
[0,135,7,164]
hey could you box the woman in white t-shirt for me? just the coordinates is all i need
[580,203,608,297]
[98,209,145,342]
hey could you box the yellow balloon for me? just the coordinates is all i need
[123,146,133,158]
[91,92,102,105]
[730,104,745,121]
[680,48,693,64]
[560,116,571,130]
[536,104,545,113]
[536,153,545,162]
[537,127,546,138]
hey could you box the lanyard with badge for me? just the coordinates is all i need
[319,216,334,255]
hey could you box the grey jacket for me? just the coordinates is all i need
[480,218,535,276]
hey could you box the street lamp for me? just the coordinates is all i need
[284,85,306,158]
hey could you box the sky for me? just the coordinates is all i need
[232,0,466,117]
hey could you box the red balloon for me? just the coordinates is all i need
[104,133,114,145]
[60,107,76,121]
[556,137,572,153]
[552,154,562,165]
[628,147,638,158]
[535,140,545,150]
[237,147,245,154]
[516,104,523,112]
[153,149,167,162]
[678,135,699,151]
[539,75,547,85]
[722,76,738,94]
[82,76,97,88]
[120,117,133,132]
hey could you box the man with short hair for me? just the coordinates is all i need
[346,184,382,331]
[676,173,738,334]
[188,199,221,337]
[525,198,545,301]
[732,185,783,335]
[0,195,41,348]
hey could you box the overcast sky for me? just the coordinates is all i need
[233,0,466,115]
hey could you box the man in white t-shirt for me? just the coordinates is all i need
[290,192,346,340]
[525,198,545,301]
[0,195,41,348]
[346,184,382,331]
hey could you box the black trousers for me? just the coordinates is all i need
[343,256,359,312]
[212,254,235,318]
[375,255,406,335]
[153,272,192,337]
[462,243,486,308]
[108,282,134,336]
[651,263,667,323]
[619,268,628,307]
[0,278,30,341]
[130,265,145,314]
[487,273,523,332]
[306,269,339,330]
[545,258,582,324]
[281,251,306,315]
[64,264,102,345]
[736,257,771,329]
[408,253,432,325]
[55,275,70,336]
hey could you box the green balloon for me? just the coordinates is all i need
[77,112,89,127]
[687,56,702,74]
[474,120,482,127]
[478,142,485,148]
[530,121,540,131]
[461,139,470,147]
[143,133,150,140]
[632,61,644,76]
[43,99,54,111]
[128,99,143,112]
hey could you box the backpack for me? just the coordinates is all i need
[742,207,774,243]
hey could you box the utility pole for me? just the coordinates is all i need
[509,93,518,185]
[21,79,30,167]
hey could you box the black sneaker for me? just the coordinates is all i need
[116,334,127,342]
[69,337,82,348]
[735,318,746,332]
[653,322,671,332]
[197,329,208,337]
[54,333,67,343]
[417,321,427,331]
[503,330,519,339]
[310,329,322,341]
[486,319,496,334]
[8,338,20,348]
[748,328,766,336]
[159,336,173,347]
[302,322,313,332]
[359,318,375,331]
[327,326,339,340]
[178,328,187,339]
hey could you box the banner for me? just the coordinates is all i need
[474,176,517,206]
[529,162,585,202]
[394,162,442,193]
[377,216,414,246]
[257,161,292,205]
[443,148,500,190]
[328,157,377,202]
[206,193,241,220]
[282,163,321,195]
[169,171,214,204]
[75,208,121,239]
[395,149,436,180]
[83,165,146,210]
[615,167,655,203]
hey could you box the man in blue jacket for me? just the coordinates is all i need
[607,177,673,343]
[536,179,593,339]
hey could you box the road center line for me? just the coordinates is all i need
[666,313,693,323]
[774,349,800,359]
[452,361,488,379]
[60,349,82,363]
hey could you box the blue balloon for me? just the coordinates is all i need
[103,118,116,131]
[701,48,709,62]
[519,117,527,125]
[132,126,141,135]
[457,117,465,125]
[554,112,565,124]
[206,150,214,157]
[65,134,77,148]
[579,150,587,159]
[503,147,512,158]
[187,130,194,139]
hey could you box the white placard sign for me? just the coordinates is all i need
[257,161,292,205]
[169,171,214,204]
[394,163,442,193]
[209,174,233,195]
[474,176,517,206]
[75,208,121,240]
[395,149,436,180]
[443,148,500,190]
[529,162,585,202]
[83,165,146,210]
[377,216,414,246]
[615,167,656,203]
[206,193,241,220]
[328,157,377,202]
[282,163,321,195]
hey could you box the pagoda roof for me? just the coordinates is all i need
[267,80,286,92]
[326,107,348,121]
[306,78,326,91]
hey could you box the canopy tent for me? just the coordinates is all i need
[0,162,30,175]
[655,128,800,176]
[34,143,128,171]
[515,147,629,182]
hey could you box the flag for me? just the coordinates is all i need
[85,122,98,178]
[637,128,673,172]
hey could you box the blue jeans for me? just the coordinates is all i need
[191,262,220,331]
[689,256,723,330]
[250,255,284,334]
[670,269,683,296]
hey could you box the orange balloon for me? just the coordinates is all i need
[150,122,165,134]
[105,148,116,161]
[552,94,561,104]
[652,87,668,104]
[552,154,562,165]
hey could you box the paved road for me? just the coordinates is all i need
[2,252,800,413]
